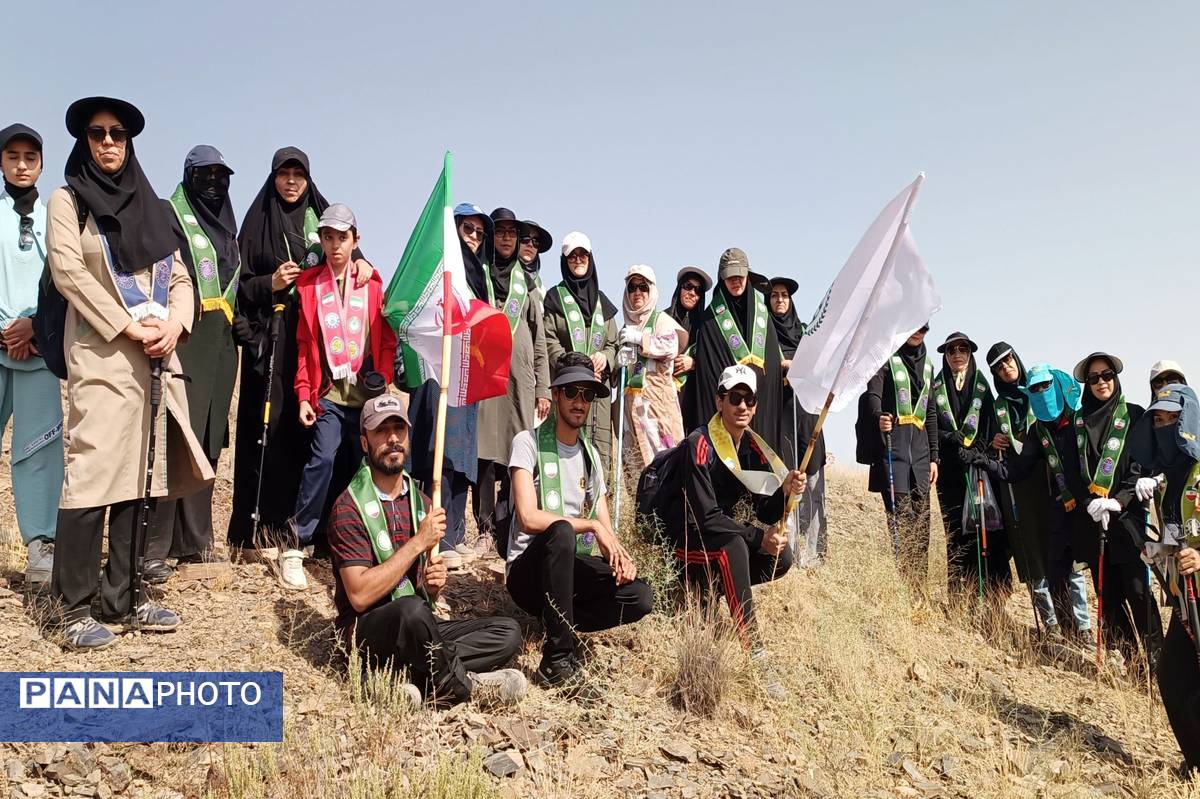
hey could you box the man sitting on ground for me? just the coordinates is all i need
[328,394,527,709]
[507,352,654,689]
[663,364,806,701]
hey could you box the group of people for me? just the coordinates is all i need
[857,330,1199,774]
[3,96,1196,774]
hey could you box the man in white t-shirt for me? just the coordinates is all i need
[507,352,653,688]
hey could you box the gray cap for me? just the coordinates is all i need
[184,144,233,174]
[718,247,750,280]
[360,393,411,431]
[1148,383,1188,413]
[318,203,357,232]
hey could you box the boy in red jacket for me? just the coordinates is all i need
[285,203,396,590]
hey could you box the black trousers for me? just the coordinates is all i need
[1157,612,1200,772]
[1090,555,1164,664]
[675,530,792,646]
[51,498,166,623]
[353,596,522,703]
[473,458,502,534]
[882,491,931,588]
[145,481,216,563]
[506,520,653,661]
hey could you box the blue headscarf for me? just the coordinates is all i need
[1130,383,1200,470]
[1020,363,1081,423]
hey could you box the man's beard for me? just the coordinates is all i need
[369,445,406,476]
[559,406,586,430]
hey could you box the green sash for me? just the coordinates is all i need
[556,286,605,356]
[346,460,425,600]
[933,369,990,448]
[168,184,240,323]
[536,416,602,556]
[625,310,660,392]
[710,287,768,369]
[1037,423,1077,512]
[888,355,933,429]
[300,208,322,266]
[1074,397,1131,498]
[484,262,528,335]
[1181,461,1200,537]
[994,397,1036,442]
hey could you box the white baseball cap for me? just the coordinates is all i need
[561,231,592,257]
[1149,359,1187,383]
[718,364,757,394]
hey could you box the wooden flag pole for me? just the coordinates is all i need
[428,270,454,563]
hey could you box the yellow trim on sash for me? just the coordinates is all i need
[201,297,235,324]
[896,414,925,430]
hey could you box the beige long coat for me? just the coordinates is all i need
[46,187,214,509]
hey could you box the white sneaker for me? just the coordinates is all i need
[440,547,464,571]
[26,539,53,586]
[279,549,308,590]
[454,543,478,564]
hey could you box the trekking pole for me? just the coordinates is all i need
[883,430,901,561]
[130,358,164,631]
[1097,512,1109,667]
[613,362,627,526]
[1000,450,1042,636]
[792,396,802,552]
[975,472,987,601]
[251,302,287,543]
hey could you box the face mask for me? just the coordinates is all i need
[188,168,229,203]
[1028,385,1064,423]
[1154,423,1183,467]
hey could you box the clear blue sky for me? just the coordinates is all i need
[14,1,1197,463]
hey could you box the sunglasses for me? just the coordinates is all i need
[721,390,758,408]
[680,282,703,294]
[519,236,538,245]
[1029,382,1052,394]
[85,126,128,145]
[460,222,486,239]
[1151,375,1182,390]
[945,344,971,355]
[1086,369,1116,385]
[626,282,650,294]
[560,385,599,403]
[494,226,518,238]
[18,216,34,251]
[566,251,589,263]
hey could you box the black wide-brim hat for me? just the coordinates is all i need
[65,96,145,139]
[1073,351,1124,383]
[768,276,799,295]
[936,331,978,354]
[520,220,553,253]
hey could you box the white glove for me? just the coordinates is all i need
[1086,497,1121,522]
[619,327,642,347]
[1135,476,1160,502]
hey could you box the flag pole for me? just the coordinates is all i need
[786,173,926,516]
[428,153,458,564]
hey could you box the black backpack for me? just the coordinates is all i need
[32,188,88,380]
[635,440,689,530]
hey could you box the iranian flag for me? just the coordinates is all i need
[384,153,511,405]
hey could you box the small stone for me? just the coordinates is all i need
[7,760,25,781]
[907,662,931,683]
[612,772,640,790]
[101,764,130,793]
[647,772,675,790]
[660,741,697,763]
[483,750,523,779]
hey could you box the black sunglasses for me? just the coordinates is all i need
[680,282,703,294]
[945,344,971,355]
[721,390,758,408]
[627,282,650,294]
[85,125,128,144]
[1086,369,1116,386]
[460,221,486,239]
[560,385,599,403]
[519,236,538,245]
[18,216,34,251]
[494,226,518,238]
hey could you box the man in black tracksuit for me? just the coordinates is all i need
[662,364,806,701]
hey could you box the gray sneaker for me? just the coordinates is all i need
[64,618,117,651]
[104,601,181,632]
[468,669,529,708]
[751,648,787,703]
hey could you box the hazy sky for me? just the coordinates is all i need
[13,1,1198,464]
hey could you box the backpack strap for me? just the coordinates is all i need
[64,186,88,234]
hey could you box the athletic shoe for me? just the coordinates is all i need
[399,682,423,712]
[440,547,464,571]
[25,539,53,586]
[455,543,477,563]
[468,669,529,708]
[103,601,182,633]
[64,617,117,651]
[142,559,174,584]
[279,549,308,590]
[751,648,787,703]
[1076,627,1098,651]
[536,654,581,687]
[473,535,496,559]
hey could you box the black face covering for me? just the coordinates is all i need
[897,338,929,392]
[180,165,238,283]
[188,166,229,205]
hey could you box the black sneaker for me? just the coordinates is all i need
[142,559,174,584]
[536,655,579,687]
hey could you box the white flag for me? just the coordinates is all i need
[788,175,941,414]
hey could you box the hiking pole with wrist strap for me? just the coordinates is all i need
[130,358,164,631]
[1097,511,1109,668]
[884,430,901,561]
[251,302,287,544]
[975,471,987,601]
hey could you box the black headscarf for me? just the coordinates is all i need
[986,341,1031,432]
[667,270,706,342]
[897,338,929,392]
[544,252,618,320]
[236,147,331,277]
[64,127,176,272]
[769,288,805,359]
[177,166,239,282]
[1080,354,1124,460]
[457,213,493,302]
